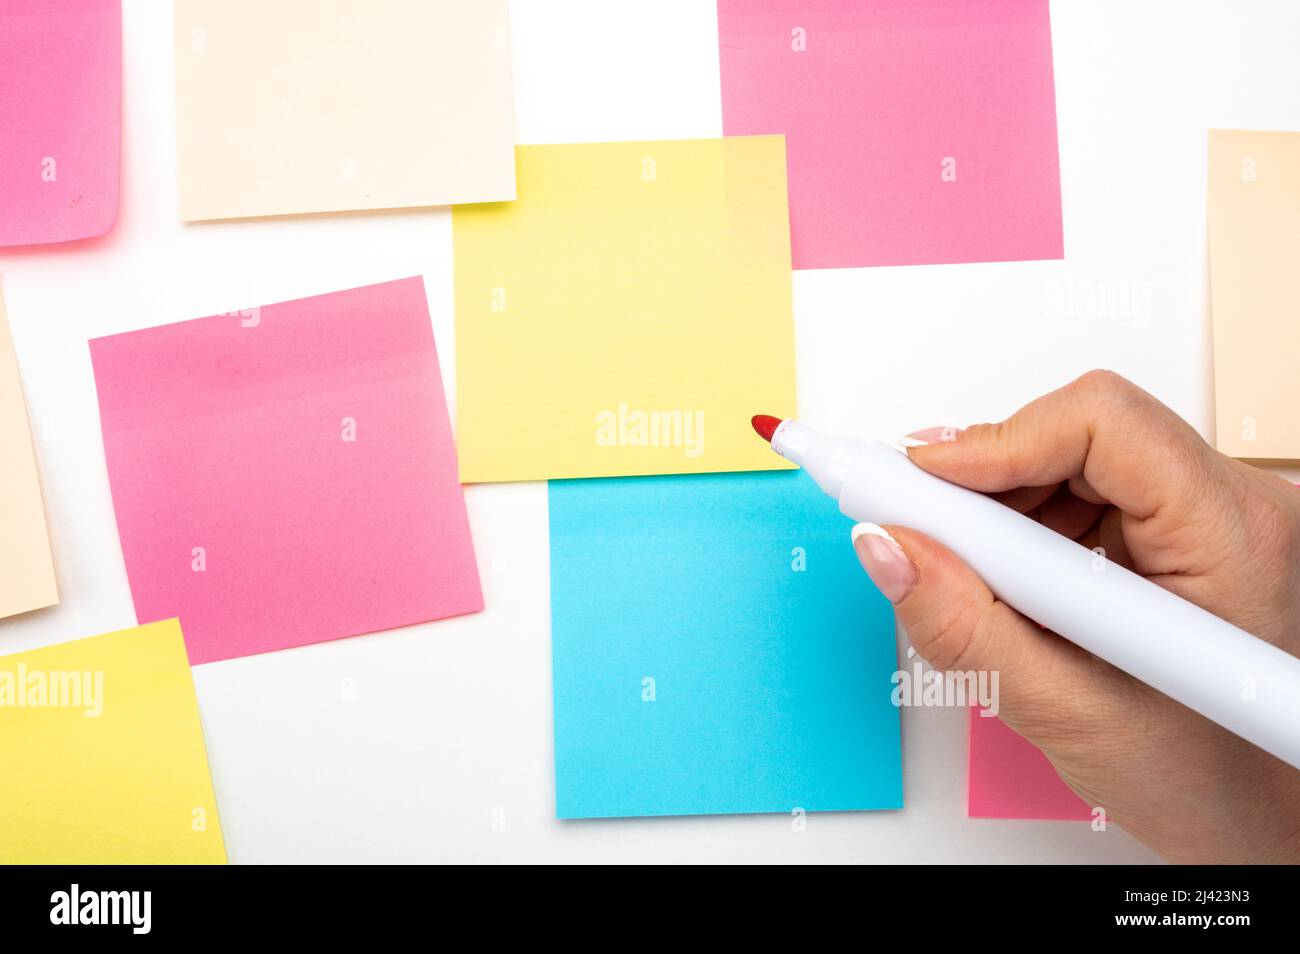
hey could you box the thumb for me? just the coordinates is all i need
[851,522,1101,735]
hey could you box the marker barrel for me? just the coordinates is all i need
[775,423,1300,770]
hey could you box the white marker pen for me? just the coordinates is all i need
[754,416,1300,770]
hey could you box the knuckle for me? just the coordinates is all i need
[1068,370,1167,453]
[1071,369,1148,422]
[983,417,1033,487]
[908,600,984,672]
[1073,368,1131,398]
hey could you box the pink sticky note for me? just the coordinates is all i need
[968,709,1091,820]
[89,277,483,665]
[0,0,121,247]
[717,0,1063,269]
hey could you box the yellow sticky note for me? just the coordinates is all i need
[453,137,798,482]
[0,619,227,864]
[1208,129,1300,460]
[174,0,516,221]
[0,289,57,619]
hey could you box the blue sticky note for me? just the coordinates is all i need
[549,469,903,819]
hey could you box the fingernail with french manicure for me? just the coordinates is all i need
[899,426,963,447]
[851,523,917,604]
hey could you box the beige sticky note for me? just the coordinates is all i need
[1208,129,1300,460]
[0,290,57,619]
[174,0,517,221]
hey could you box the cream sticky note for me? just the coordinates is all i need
[717,0,1063,269]
[173,0,516,221]
[1208,129,1300,460]
[968,709,1090,821]
[89,277,482,665]
[0,0,121,246]
[0,290,58,620]
[0,619,227,864]
[453,137,798,482]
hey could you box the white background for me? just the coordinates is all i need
[2,0,1298,863]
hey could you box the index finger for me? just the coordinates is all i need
[906,370,1218,522]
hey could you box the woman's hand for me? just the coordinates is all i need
[854,370,1300,863]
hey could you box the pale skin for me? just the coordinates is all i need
[852,370,1300,863]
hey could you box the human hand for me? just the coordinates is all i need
[854,370,1300,863]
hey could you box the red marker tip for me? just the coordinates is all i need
[751,414,782,443]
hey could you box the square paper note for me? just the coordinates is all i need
[0,290,58,619]
[717,0,1063,269]
[0,0,121,246]
[0,619,226,864]
[550,470,903,819]
[1208,129,1300,460]
[174,0,516,220]
[968,709,1090,821]
[89,277,482,665]
[454,137,797,482]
